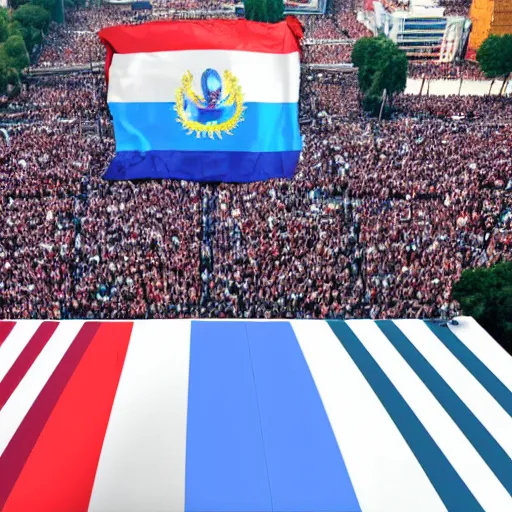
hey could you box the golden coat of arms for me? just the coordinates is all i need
[175,68,245,139]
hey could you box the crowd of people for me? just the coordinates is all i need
[0,1,511,320]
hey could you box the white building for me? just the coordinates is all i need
[360,0,472,62]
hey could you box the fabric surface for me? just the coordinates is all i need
[0,317,511,512]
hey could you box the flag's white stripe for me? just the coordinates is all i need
[88,320,191,512]
[0,321,84,456]
[0,321,43,383]
[449,317,512,393]
[395,320,512,458]
[108,50,300,104]
[347,320,512,512]
[291,321,446,512]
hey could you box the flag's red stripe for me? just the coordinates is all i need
[0,322,101,511]
[2,322,133,512]
[0,322,16,349]
[0,322,59,410]
[99,18,301,56]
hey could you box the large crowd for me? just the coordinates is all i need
[0,1,511,320]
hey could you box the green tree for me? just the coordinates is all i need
[8,21,24,39]
[351,35,408,114]
[9,0,30,9]
[0,15,8,44]
[452,261,512,354]
[31,0,57,11]
[0,53,8,94]
[12,4,50,51]
[0,35,30,71]
[266,0,284,23]
[19,24,43,52]
[0,7,8,23]
[13,4,51,33]
[244,0,283,23]
[477,34,512,95]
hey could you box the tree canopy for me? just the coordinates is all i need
[351,35,408,110]
[0,14,8,44]
[12,4,51,33]
[0,35,29,71]
[452,261,512,355]
[0,7,8,23]
[243,0,284,23]
[0,54,8,94]
[477,34,512,80]
[9,0,30,10]
[31,0,57,12]
[0,0,57,92]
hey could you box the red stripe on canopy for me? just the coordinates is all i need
[0,322,101,511]
[2,322,133,512]
[0,322,59,410]
[0,321,16,348]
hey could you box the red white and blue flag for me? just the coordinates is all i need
[99,19,303,182]
[0,318,511,511]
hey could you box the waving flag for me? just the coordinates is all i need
[99,19,303,182]
[1,318,511,511]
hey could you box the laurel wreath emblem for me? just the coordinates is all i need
[175,70,245,139]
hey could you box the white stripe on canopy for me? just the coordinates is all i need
[108,50,300,104]
[0,321,43,383]
[291,320,447,512]
[347,320,512,512]
[448,317,512,393]
[88,320,191,512]
[395,320,512,459]
[0,321,84,457]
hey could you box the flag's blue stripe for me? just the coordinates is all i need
[327,321,484,512]
[245,322,360,512]
[109,102,301,152]
[378,321,512,495]
[185,321,272,512]
[103,150,300,182]
[426,322,512,417]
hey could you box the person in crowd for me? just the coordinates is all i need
[0,0,509,319]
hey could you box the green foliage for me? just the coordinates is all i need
[0,35,29,71]
[9,0,30,10]
[477,34,512,79]
[9,0,30,9]
[0,7,8,23]
[244,0,284,23]
[19,24,43,52]
[266,0,284,23]
[0,53,8,94]
[452,261,512,354]
[352,35,407,99]
[8,21,24,39]
[31,0,57,12]
[12,4,50,51]
[351,35,407,115]
[13,4,51,33]
[0,15,8,44]
[351,36,373,69]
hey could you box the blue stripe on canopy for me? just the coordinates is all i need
[426,322,512,417]
[245,322,360,512]
[327,321,485,512]
[185,321,272,512]
[378,321,512,496]
[108,102,302,153]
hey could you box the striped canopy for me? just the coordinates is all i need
[0,318,510,512]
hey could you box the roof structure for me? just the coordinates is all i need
[0,317,510,511]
